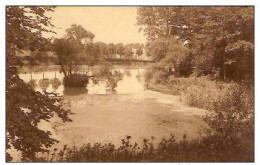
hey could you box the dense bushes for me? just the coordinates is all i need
[63,74,89,88]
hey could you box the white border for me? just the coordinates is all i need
[1,0,259,165]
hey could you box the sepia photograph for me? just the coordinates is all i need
[6,6,254,162]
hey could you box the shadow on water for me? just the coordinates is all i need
[19,66,145,96]
[28,79,37,90]
[38,78,50,92]
[63,87,89,96]
[51,78,62,91]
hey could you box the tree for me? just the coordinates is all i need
[124,46,133,59]
[145,38,169,62]
[137,7,254,81]
[84,42,101,66]
[145,37,191,77]
[95,41,109,60]
[53,24,95,77]
[116,43,125,59]
[53,38,81,77]
[136,45,144,60]
[108,43,116,58]
[7,7,72,161]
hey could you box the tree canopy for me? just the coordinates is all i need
[53,24,96,77]
[6,7,72,161]
[137,7,254,81]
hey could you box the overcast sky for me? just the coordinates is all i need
[45,7,147,45]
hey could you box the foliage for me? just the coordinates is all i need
[137,7,254,82]
[116,43,125,59]
[83,42,102,66]
[92,63,123,92]
[108,43,116,58]
[63,74,89,88]
[6,6,72,161]
[139,8,254,159]
[53,24,95,77]
[144,64,169,85]
[7,67,72,161]
[45,134,253,162]
[27,51,51,65]
[53,38,82,77]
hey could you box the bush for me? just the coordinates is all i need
[144,65,169,85]
[63,74,89,88]
[44,134,253,162]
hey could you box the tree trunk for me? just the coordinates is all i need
[58,54,68,77]
[60,62,67,77]
[69,61,72,77]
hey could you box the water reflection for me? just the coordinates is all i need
[64,87,88,96]
[124,69,131,77]
[51,78,62,91]
[38,79,50,92]
[19,67,145,96]
[28,79,37,89]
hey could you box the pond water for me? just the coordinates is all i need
[19,67,145,95]
[18,65,208,151]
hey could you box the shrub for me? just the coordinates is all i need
[63,74,89,88]
[144,65,169,85]
[45,134,253,162]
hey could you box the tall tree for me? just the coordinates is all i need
[116,43,125,59]
[137,7,254,81]
[108,43,116,58]
[6,6,71,161]
[53,24,95,77]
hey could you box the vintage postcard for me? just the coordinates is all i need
[6,6,254,162]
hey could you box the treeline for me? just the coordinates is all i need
[21,26,145,66]
[137,7,254,82]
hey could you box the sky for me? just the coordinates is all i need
[45,7,147,45]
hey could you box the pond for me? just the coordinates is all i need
[19,66,145,95]
[19,65,208,150]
